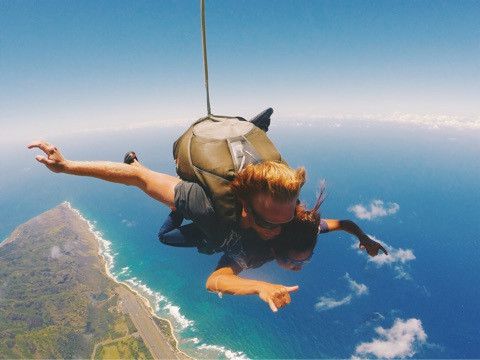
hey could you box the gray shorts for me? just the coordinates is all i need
[173,181,226,252]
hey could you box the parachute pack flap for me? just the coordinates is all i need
[193,118,253,139]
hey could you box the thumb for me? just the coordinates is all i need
[285,285,299,293]
[268,299,278,313]
[35,155,54,166]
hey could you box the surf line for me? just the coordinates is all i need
[62,201,191,358]
[63,201,249,360]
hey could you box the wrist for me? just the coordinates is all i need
[357,232,368,241]
[62,159,73,173]
[254,281,268,295]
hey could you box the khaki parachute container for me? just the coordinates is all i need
[173,114,284,225]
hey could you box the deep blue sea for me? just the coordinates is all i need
[1,120,479,359]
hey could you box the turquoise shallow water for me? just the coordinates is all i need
[2,120,479,358]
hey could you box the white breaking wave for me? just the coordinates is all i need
[117,266,130,276]
[185,337,200,344]
[125,277,194,331]
[63,202,193,328]
[64,202,117,277]
[163,303,194,330]
[197,343,249,360]
[63,201,247,359]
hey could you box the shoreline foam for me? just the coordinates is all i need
[64,201,249,360]
[63,201,191,359]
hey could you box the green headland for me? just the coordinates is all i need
[0,203,186,359]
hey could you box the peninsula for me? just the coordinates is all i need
[0,203,187,359]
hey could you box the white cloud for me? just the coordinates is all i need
[353,236,415,266]
[345,273,369,296]
[315,274,368,311]
[394,266,412,280]
[315,295,352,311]
[352,236,415,280]
[50,246,63,259]
[278,113,480,130]
[353,318,427,359]
[376,113,480,130]
[349,200,400,220]
[368,244,415,266]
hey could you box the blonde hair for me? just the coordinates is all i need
[230,161,306,203]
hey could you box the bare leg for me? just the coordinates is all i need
[123,153,180,209]
[137,167,180,209]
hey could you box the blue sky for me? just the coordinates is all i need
[1,0,479,142]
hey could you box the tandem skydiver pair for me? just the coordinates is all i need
[28,108,387,312]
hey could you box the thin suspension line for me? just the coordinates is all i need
[200,0,212,116]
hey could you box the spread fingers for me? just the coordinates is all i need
[35,155,55,166]
[27,140,51,154]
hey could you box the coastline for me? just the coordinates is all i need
[64,201,249,360]
[64,201,192,359]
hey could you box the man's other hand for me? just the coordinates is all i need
[359,235,388,257]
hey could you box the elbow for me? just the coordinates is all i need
[120,165,143,187]
[133,168,149,189]
[205,274,217,291]
[340,219,363,235]
[206,267,234,292]
[340,219,355,228]
[158,232,167,245]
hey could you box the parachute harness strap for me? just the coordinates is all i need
[200,0,212,116]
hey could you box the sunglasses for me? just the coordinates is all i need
[246,205,284,230]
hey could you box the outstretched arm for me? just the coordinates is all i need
[206,266,298,313]
[323,219,388,256]
[27,140,180,209]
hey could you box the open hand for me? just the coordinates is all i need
[359,235,388,256]
[27,140,66,173]
[258,283,299,312]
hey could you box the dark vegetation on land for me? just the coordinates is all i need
[0,204,159,359]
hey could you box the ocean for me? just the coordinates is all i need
[2,119,479,358]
